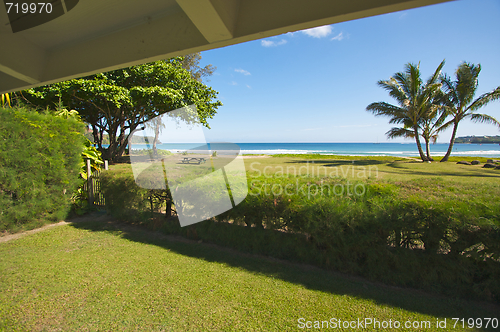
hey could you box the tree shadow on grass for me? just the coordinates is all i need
[284,159,389,167]
[385,162,500,178]
[69,216,499,321]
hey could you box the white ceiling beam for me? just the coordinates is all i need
[0,72,31,93]
[0,33,45,85]
[176,0,235,43]
[42,10,206,84]
[0,64,40,85]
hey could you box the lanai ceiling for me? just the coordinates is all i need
[0,0,451,94]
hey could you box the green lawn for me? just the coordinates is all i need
[243,155,500,204]
[1,217,498,331]
[244,155,499,182]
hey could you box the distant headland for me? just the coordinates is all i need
[84,132,161,145]
[454,135,500,144]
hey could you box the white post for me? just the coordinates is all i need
[104,160,108,170]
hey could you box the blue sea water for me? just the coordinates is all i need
[130,142,500,158]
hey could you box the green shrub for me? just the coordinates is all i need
[100,166,173,222]
[218,176,500,302]
[100,168,500,302]
[0,106,84,231]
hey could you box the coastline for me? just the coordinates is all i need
[125,142,500,158]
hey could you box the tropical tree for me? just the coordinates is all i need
[150,53,216,153]
[417,95,450,161]
[366,60,445,161]
[20,57,222,161]
[148,116,165,157]
[385,101,448,161]
[439,62,500,162]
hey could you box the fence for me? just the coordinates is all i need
[83,159,108,207]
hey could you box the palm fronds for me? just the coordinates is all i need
[366,61,447,161]
[440,62,500,162]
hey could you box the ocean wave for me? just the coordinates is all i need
[130,146,500,158]
[451,150,500,155]
[239,149,423,156]
[241,149,319,154]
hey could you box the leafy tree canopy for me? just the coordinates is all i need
[20,57,222,161]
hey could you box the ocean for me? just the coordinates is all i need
[128,142,500,158]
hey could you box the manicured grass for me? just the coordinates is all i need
[244,155,500,184]
[270,154,493,163]
[243,156,500,211]
[1,219,498,331]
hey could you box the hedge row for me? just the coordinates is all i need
[0,106,84,231]
[100,170,500,303]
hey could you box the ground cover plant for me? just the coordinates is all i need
[100,155,500,303]
[0,106,84,232]
[1,219,499,331]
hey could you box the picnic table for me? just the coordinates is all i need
[181,157,207,164]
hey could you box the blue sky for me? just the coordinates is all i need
[198,0,500,143]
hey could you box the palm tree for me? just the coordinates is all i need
[386,104,448,161]
[439,62,500,162]
[418,96,450,161]
[367,60,445,161]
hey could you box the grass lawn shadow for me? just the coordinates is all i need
[286,159,389,167]
[385,162,500,178]
[70,217,500,321]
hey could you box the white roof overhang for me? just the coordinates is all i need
[0,0,452,94]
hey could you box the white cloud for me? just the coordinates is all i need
[301,25,333,38]
[301,127,324,131]
[330,32,344,41]
[333,124,376,128]
[230,81,238,86]
[235,68,251,76]
[246,85,252,89]
[261,39,287,47]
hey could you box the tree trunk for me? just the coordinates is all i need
[424,138,433,161]
[441,121,459,162]
[102,144,114,161]
[165,201,172,218]
[413,126,428,161]
[114,132,133,161]
[92,126,99,146]
[153,120,160,157]
[115,137,128,159]
[98,126,104,149]
[395,230,401,247]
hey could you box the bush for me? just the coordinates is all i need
[100,166,173,222]
[0,106,85,231]
[100,169,500,302]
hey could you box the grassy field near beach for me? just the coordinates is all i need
[242,155,500,208]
